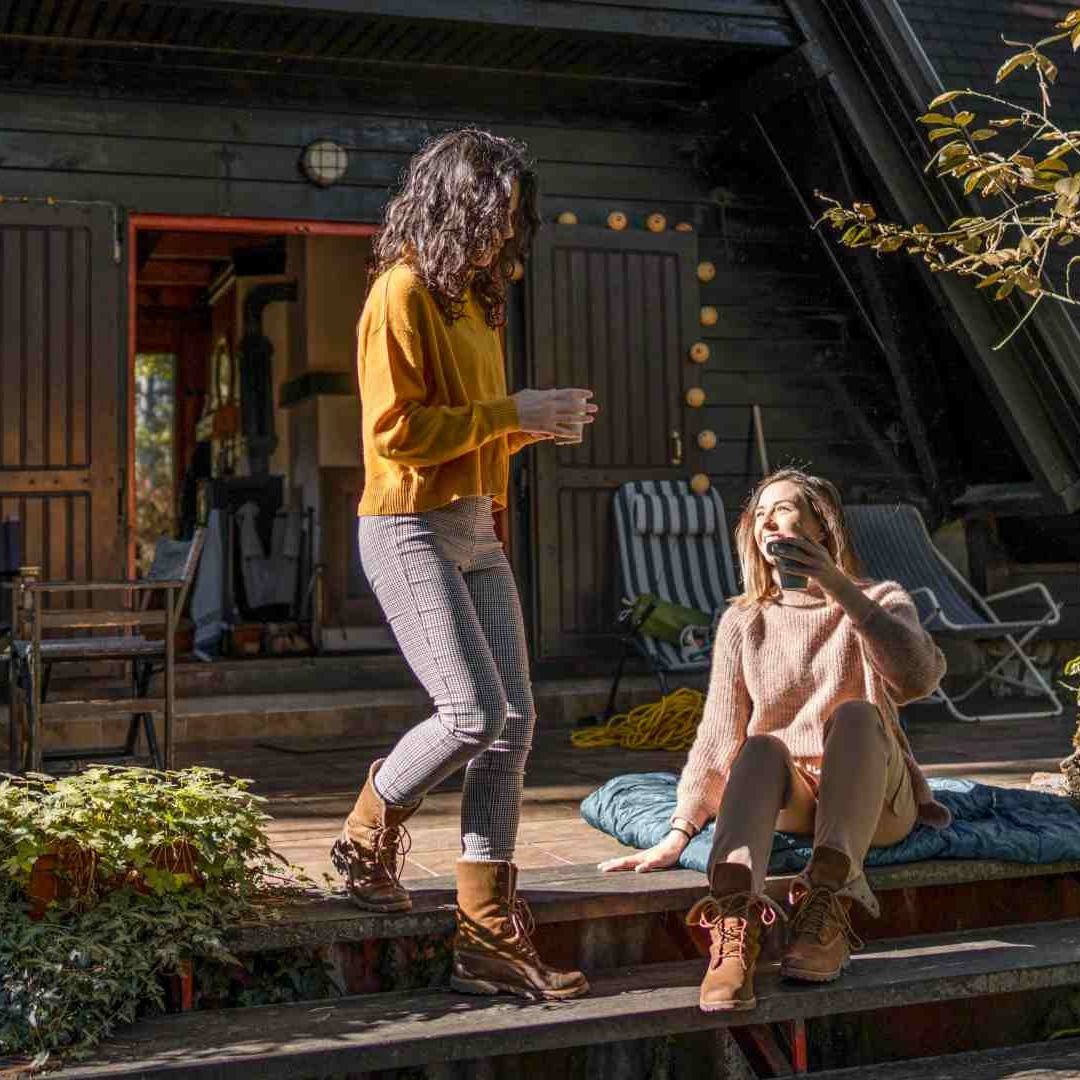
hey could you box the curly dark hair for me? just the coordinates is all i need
[370,128,539,327]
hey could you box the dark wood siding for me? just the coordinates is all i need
[0,204,125,590]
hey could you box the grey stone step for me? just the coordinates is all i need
[53,918,1080,1078]
[810,1037,1080,1079]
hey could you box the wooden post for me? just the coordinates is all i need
[164,587,175,771]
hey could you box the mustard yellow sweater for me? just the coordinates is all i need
[357,264,540,516]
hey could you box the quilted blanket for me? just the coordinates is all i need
[580,772,1080,875]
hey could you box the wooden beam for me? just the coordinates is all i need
[148,233,253,260]
[137,263,214,287]
[157,0,799,47]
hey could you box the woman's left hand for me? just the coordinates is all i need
[770,535,846,593]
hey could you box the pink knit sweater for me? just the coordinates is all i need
[673,580,951,831]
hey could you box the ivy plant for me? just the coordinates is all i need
[0,765,311,1068]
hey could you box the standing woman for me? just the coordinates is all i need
[332,129,595,1002]
[601,469,949,1012]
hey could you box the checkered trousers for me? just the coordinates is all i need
[358,497,536,862]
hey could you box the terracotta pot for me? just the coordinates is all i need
[150,839,205,888]
[26,841,99,919]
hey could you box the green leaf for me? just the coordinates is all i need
[918,112,960,125]
[995,279,1016,300]
[1036,157,1070,172]
[929,126,962,141]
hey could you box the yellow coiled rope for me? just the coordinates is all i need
[571,687,706,751]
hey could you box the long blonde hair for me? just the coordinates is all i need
[734,469,864,606]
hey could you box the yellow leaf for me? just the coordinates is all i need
[977,270,1004,288]
[852,202,877,220]
[995,279,1016,300]
[963,170,986,194]
[1055,175,1080,196]
[1036,157,1070,172]
[1047,141,1076,159]
[1059,10,1080,29]
[1072,26,1080,50]
[928,90,964,108]
[929,127,962,141]
[954,111,976,127]
[918,112,959,125]
[996,51,1035,83]
[1038,55,1060,83]
[971,129,998,141]
[990,118,1023,128]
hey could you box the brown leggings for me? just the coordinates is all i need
[707,700,917,894]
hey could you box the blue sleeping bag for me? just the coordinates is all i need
[580,772,1080,875]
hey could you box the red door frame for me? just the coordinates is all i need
[126,213,379,572]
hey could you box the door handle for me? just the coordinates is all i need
[670,429,683,467]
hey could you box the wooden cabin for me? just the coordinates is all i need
[2,0,1080,665]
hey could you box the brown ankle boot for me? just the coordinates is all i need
[330,760,419,913]
[685,864,785,1013]
[782,846,864,983]
[450,860,590,1001]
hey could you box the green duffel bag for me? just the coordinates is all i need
[623,593,712,645]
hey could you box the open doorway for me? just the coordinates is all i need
[127,214,389,659]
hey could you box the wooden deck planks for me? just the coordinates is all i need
[54,919,1080,1078]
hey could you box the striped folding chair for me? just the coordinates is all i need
[599,480,739,718]
[845,503,1063,723]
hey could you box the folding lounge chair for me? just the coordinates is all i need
[845,503,1063,723]
[602,480,739,718]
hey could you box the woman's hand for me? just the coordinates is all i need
[598,830,688,873]
[512,388,598,438]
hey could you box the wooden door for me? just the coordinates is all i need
[527,224,700,659]
[0,205,126,590]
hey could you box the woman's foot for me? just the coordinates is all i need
[782,846,863,982]
[330,760,419,912]
[451,860,590,1001]
[686,864,784,1012]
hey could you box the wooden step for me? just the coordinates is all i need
[52,919,1080,1078]
[810,1037,1080,1079]
[230,857,1080,954]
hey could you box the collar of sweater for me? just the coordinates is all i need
[773,586,832,609]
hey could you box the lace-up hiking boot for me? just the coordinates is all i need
[330,760,419,913]
[782,846,863,983]
[451,860,590,1001]
[686,864,784,1013]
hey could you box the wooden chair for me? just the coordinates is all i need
[5,529,205,773]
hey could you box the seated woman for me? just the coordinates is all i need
[600,469,949,1013]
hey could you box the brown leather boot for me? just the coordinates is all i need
[685,864,785,1013]
[451,860,590,1001]
[782,846,864,983]
[330,760,419,912]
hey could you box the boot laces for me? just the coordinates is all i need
[791,885,864,950]
[509,894,540,959]
[371,823,412,885]
[695,892,783,969]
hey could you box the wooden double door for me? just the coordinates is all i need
[0,205,126,588]
[525,224,703,660]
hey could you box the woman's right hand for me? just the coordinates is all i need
[511,387,598,437]
[598,830,688,874]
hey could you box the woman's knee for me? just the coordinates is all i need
[733,733,791,771]
[825,700,885,740]
[438,691,509,749]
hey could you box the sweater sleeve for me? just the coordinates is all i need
[361,286,520,467]
[507,431,550,455]
[853,582,946,704]
[673,606,752,830]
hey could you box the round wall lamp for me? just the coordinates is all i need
[300,139,349,188]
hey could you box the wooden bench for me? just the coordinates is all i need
[811,1037,1080,1079]
[53,918,1080,1078]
